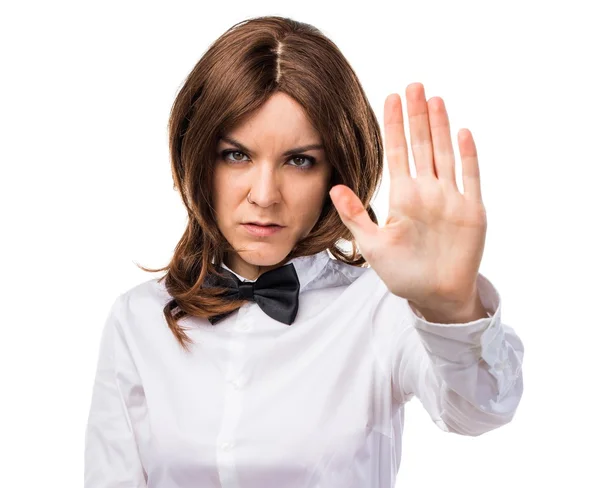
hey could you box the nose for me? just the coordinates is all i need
[248,164,282,207]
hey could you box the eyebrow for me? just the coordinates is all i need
[219,136,324,157]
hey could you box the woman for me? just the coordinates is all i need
[84,15,524,488]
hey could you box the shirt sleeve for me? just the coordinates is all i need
[381,272,524,436]
[84,294,148,487]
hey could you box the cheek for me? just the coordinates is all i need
[291,178,329,226]
[212,170,237,226]
[213,167,244,208]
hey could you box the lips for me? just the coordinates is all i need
[245,222,282,227]
[242,223,284,237]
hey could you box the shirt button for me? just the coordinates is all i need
[220,441,235,451]
[236,323,251,332]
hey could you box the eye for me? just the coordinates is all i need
[220,149,316,170]
[288,155,316,170]
[221,150,250,163]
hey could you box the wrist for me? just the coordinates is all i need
[410,293,488,324]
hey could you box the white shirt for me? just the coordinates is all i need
[84,250,524,488]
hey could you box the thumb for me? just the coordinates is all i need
[329,185,378,245]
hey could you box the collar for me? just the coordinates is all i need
[220,250,330,293]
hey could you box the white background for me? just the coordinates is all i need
[1,0,598,486]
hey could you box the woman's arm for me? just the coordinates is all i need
[377,272,524,436]
[84,295,148,487]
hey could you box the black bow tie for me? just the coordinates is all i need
[204,263,300,325]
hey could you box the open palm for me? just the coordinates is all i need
[330,83,487,312]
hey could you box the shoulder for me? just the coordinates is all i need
[120,275,170,303]
[110,276,172,327]
[304,254,384,293]
[326,258,371,284]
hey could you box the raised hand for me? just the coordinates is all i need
[329,83,488,321]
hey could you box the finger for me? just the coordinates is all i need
[427,97,458,189]
[384,93,410,181]
[457,129,482,201]
[406,83,435,178]
[329,185,378,245]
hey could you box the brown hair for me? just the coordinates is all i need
[139,15,383,351]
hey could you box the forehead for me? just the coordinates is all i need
[222,92,322,147]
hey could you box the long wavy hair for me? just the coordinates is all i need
[139,15,384,351]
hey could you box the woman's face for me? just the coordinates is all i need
[213,92,332,279]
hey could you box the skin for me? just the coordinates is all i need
[329,82,489,323]
[213,92,332,281]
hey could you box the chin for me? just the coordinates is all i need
[236,241,294,267]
